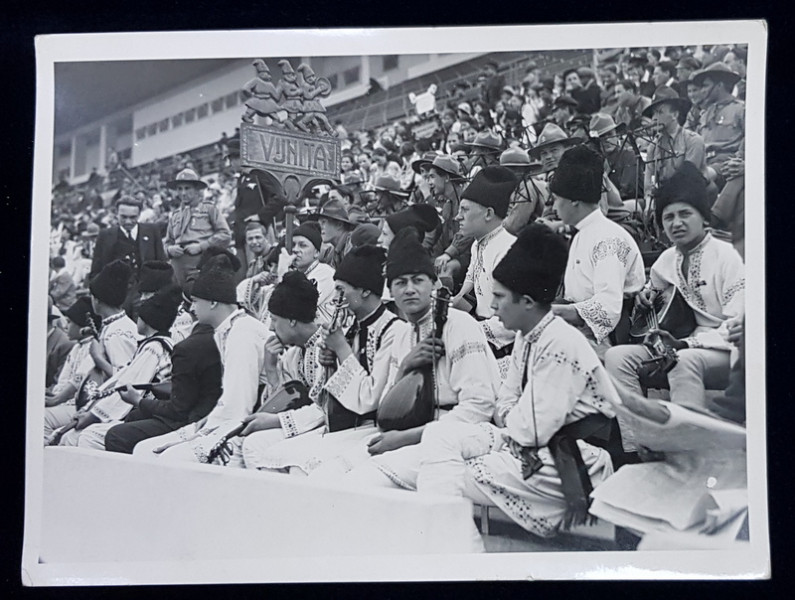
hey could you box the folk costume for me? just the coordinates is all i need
[416,224,617,550]
[104,323,223,454]
[334,232,500,490]
[64,286,183,449]
[605,165,745,451]
[134,255,272,464]
[459,167,519,379]
[244,246,406,475]
[240,272,331,467]
[43,297,101,440]
[551,146,645,357]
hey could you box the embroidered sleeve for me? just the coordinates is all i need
[571,239,633,343]
[448,341,490,364]
[573,297,614,343]
[441,315,499,424]
[104,327,138,373]
[279,403,325,438]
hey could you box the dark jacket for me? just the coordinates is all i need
[90,223,166,279]
[46,327,74,388]
[137,323,222,426]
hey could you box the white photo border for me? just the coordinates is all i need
[25,20,768,584]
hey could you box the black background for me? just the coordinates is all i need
[1,0,788,597]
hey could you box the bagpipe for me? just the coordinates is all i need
[629,286,696,387]
[376,287,451,431]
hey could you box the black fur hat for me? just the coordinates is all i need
[89,259,132,307]
[461,166,517,218]
[654,161,710,223]
[493,222,569,304]
[63,296,102,330]
[268,270,319,323]
[385,228,436,285]
[549,145,603,204]
[191,253,238,304]
[138,261,175,293]
[197,246,242,273]
[138,284,183,332]
[335,244,387,295]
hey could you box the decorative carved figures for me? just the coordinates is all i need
[241,59,285,124]
[296,63,336,136]
[241,59,338,137]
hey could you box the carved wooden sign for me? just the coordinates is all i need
[241,122,341,180]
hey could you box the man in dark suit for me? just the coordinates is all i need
[90,196,167,280]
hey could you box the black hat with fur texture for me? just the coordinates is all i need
[138,284,183,332]
[191,253,238,304]
[89,259,132,307]
[385,228,436,285]
[335,244,387,296]
[268,270,319,323]
[549,145,603,204]
[654,161,710,223]
[493,222,568,304]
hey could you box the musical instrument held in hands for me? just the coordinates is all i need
[204,380,311,465]
[320,289,360,433]
[629,286,696,386]
[377,286,451,432]
[45,382,165,447]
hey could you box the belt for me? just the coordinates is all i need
[512,413,613,530]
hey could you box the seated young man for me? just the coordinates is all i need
[547,145,645,358]
[103,300,223,453]
[233,271,332,463]
[44,260,139,440]
[43,297,101,442]
[448,166,519,379]
[132,252,273,464]
[604,163,745,447]
[58,285,181,449]
[415,223,618,552]
[329,228,500,489]
[241,245,405,474]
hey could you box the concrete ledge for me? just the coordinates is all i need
[38,447,477,567]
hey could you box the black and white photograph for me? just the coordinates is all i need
[23,21,768,584]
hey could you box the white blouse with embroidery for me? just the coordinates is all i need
[564,209,646,343]
[496,312,618,448]
[204,310,273,431]
[276,327,329,438]
[323,306,407,416]
[648,233,745,350]
[385,307,500,424]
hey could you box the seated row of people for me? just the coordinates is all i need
[44,146,745,549]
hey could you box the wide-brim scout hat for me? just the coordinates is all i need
[552,95,579,111]
[466,131,503,152]
[691,62,742,88]
[429,155,465,181]
[307,198,356,226]
[499,147,533,169]
[373,175,410,197]
[81,223,100,238]
[166,168,207,190]
[411,151,440,174]
[642,85,693,120]
[529,123,581,158]
[589,113,620,138]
